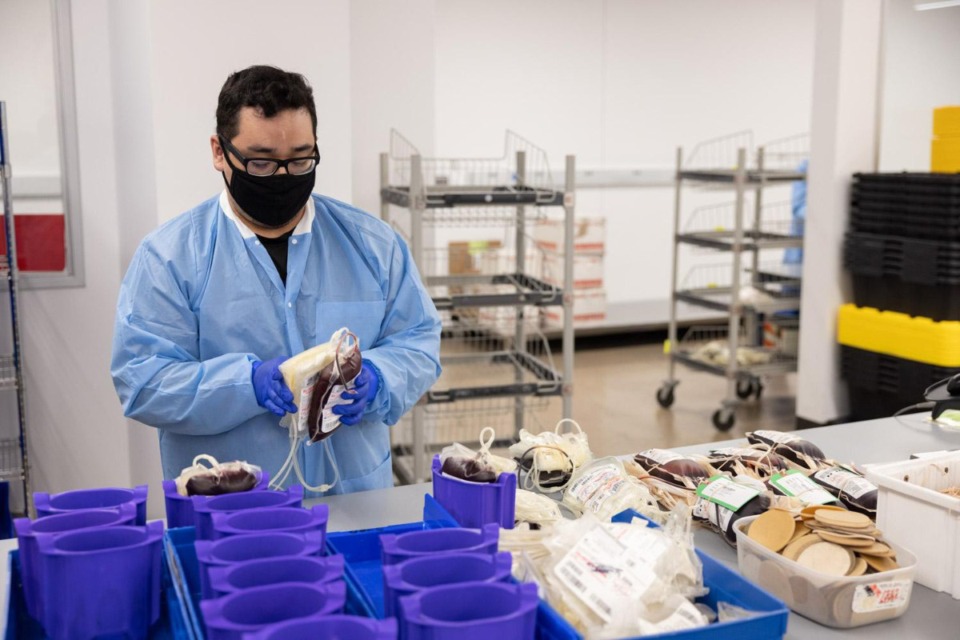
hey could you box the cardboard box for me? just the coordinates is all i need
[541,252,603,290]
[543,289,607,328]
[533,217,605,254]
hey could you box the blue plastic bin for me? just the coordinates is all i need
[382,551,512,618]
[163,472,272,529]
[431,455,517,529]
[400,582,538,640]
[195,530,326,600]
[244,614,398,640]
[379,523,499,567]
[192,484,303,540]
[13,503,137,621]
[34,521,164,640]
[200,582,346,640]
[34,484,149,525]
[207,554,345,598]
[210,504,327,541]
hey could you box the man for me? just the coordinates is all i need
[111,65,441,495]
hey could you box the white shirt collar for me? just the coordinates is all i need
[219,189,315,240]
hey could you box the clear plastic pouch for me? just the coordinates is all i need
[509,419,593,493]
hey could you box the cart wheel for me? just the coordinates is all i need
[656,386,675,409]
[754,381,765,400]
[735,379,755,400]
[712,409,735,432]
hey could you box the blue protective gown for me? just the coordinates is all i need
[111,191,442,495]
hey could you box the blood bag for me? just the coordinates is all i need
[175,454,262,497]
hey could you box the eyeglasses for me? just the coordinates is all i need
[219,136,320,177]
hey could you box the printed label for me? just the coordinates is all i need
[637,449,684,465]
[567,464,622,506]
[295,373,319,435]
[814,468,876,500]
[553,525,660,622]
[651,601,706,632]
[584,478,629,514]
[693,497,735,533]
[696,476,761,512]
[851,580,912,613]
[770,471,837,505]
[753,430,798,445]
[320,385,348,434]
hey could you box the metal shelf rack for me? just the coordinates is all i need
[658,131,807,431]
[0,102,31,509]
[381,130,575,484]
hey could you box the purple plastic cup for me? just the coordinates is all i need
[192,484,303,540]
[163,472,273,529]
[34,484,148,525]
[195,531,325,601]
[35,522,164,640]
[382,552,513,618]
[201,582,346,640]
[207,554,345,598]
[400,582,538,640]
[379,524,499,566]
[243,614,398,640]
[431,455,517,529]
[14,503,137,622]
[210,504,327,541]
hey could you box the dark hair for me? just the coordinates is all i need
[216,65,317,141]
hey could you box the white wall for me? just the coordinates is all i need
[878,0,960,172]
[432,0,816,305]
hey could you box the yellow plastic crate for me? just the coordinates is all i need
[932,137,960,173]
[837,304,960,367]
[934,106,960,139]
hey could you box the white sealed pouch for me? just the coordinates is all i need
[562,457,660,522]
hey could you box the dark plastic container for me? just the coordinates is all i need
[195,530,326,601]
[431,455,517,529]
[382,551,512,618]
[840,345,959,420]
[163,472,272,529]
[207,554,345,598]
[210,504,328,541]
[380,524,499,567]
[192,483,303,540]
[13,503,137,622]
[244,614,398,640]
[34,521,164,640]
[399,582,538,640]
[34,484,148,525]
[200,582,346,640]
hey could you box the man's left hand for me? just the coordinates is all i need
[334,360,380,425]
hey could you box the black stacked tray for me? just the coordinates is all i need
[847,173,960,320]
[841,346,960,421]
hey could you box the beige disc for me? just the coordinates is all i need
[758,560,793,604]
[788,522,811,545]
[813,509,873,530]
[815,530,876,547]
[796,541,854,576]
[847,556,868,577]
[800,504,847,520]
[861,553,899,573]
[857,541,895,557]
[782,533,822,561]
[748,509,797,553]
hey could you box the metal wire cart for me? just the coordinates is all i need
[0,102,32,513]
[380,130,575,483]
[657,131,807,431]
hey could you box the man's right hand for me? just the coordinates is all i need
[251,357,298,416]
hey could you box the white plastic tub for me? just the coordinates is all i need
[864,451,960,598]
[733,516,917,628]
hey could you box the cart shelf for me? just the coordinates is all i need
[427,273,562,310]
[676,229,803,251]
[675,287,801,314]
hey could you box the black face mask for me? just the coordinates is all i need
[222,156,316,229]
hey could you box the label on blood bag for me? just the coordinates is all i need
[814,468,876,500]
[693,497,734,532]
[753,430,800,444]
[553,524,662,623]
[567,464,621,506]
[770,471,837,505]
[320,384,348,434]
[696,476,760,512]
[636,449,684,465]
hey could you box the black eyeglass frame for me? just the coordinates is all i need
[218,135,321,177]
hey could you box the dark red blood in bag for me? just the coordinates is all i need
[441,456,498,484]
[307,349,363,443]
[634,449,709,486]
[186,468,258,496]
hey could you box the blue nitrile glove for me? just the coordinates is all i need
[251,357,298,417]
[333,359,381,426]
